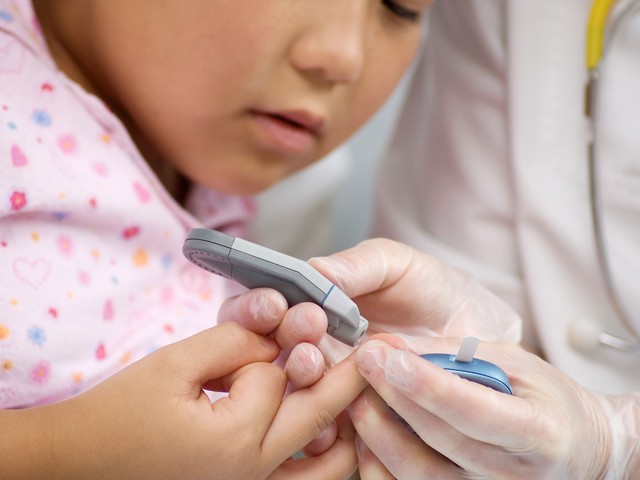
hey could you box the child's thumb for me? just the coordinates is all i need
[164,322,280,386]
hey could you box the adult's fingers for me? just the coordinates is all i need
[308,238,416,299]
[370,338,530,445]
[350,388,463,479]
[355,339,549,473]
[355,434,397,480]
[309,239,458,331]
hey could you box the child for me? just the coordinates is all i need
[0,0,430,477]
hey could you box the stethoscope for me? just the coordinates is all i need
[572,0,640,353]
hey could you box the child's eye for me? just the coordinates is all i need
[382,0,421,23]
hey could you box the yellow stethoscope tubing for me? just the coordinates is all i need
[586,0,616,70]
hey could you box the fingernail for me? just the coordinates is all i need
[251,291,284,321]
[385,350,415,391]
[291,308,314,338]
[314,424,335,444]
[291,343,324,371]
[260,335,278,351]
[309,257,349,284]
[355,434,369,456]
[355,341,387,375]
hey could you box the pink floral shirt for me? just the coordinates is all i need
[0,0,255,408]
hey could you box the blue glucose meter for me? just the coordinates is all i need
[420,353,513,395]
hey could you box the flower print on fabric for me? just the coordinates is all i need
[9,190,27,210]
[27,326,46,347]
[57,133,78,154]
[31,109,52,126]
[0,9,14,23]
[29,361,51,385]
[56,235,74,257]
[10,144,28,167]
[0,0,254,409]
[0,324,9,338]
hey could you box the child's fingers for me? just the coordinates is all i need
[272,303,328,353]
[270,413,357,480]
[219,289,328,353]
[284,342,326,390]
[301,421,338,458]
[261,354,367,468]
[162,322,280,388]
[218,288,288,335]
[214,361,289,441]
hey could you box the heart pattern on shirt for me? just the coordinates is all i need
[13,258,52,289]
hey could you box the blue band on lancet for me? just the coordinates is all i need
[321,284,335,306]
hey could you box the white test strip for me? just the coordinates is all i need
[454,335,480,363]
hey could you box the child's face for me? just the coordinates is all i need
[37,1,429,194]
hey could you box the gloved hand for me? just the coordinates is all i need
[219,237,526,467]
[310,238,522,343]
[351,336,640,480]
[594,391,640,479]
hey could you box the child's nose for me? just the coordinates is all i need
[289,3,367,85]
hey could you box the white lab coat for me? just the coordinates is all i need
[374,0,640,395]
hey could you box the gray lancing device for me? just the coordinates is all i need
[182,227,369,346]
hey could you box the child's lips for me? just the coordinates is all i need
[250,109,325,154]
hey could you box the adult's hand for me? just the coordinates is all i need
[349,336,629,479]
[310,238,521,343]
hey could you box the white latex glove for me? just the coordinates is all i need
[309,237,522,369]
[310,238,522,343]
[595,392,640,479]
[350,336,640,480]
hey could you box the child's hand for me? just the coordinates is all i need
[218,288,343,457]
[219,288,329,388]
[5,322,365,479]
[219,287,328,352]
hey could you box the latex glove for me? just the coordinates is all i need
[310,238,521,343]
[1,323,367,480]
[594,392,640,479]
[350,336,640,480]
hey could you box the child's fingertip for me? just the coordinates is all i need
[260,334,280,352]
